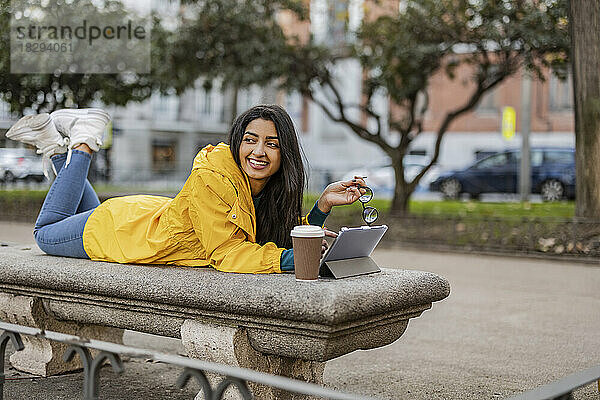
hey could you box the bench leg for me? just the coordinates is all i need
[181,320,325,400]
[0,293,123,377]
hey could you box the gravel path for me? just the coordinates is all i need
[1,222,598,399]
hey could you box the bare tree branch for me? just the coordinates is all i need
[308,77,396,155]
[416,71,508,186]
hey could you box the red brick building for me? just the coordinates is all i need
[425,64,573,135]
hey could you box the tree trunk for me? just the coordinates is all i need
[569,0,600,218]
[390,158,411,216]
[390,184,411,217]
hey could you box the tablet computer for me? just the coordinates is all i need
[319,225,388,278]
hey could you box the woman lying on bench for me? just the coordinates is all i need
[6,104,366,273]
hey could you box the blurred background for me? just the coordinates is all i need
[0,0,573,192]
[1,0,596,258]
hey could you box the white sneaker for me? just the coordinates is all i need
[5,113,68,178]
[50,108,111,167]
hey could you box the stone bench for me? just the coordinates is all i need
[0,244,450,398]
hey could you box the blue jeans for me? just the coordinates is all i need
[34,150,99,258]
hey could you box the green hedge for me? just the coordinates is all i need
[2,190,594,260]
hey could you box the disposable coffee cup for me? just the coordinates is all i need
[290,225,324,281]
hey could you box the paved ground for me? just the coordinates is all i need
[1,222,599,399]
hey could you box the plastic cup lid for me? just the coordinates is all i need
[290,225,324,238]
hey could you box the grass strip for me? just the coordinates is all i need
[1,190,575,219]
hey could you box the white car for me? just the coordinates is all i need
[341,155,440,198]
[0,148,45,182]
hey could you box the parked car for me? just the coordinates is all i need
[341,155,440,198]
[429,148,575,201]
[0,148,45,182]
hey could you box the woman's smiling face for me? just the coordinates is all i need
[239,118,282,195]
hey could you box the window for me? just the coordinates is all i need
[238,86,261,113]
[152,139,177,173]
[549,73,573,111]
[285,91,303,122]
[531,150,543,167]
[544,150,574,164]
[152,94,179,121]
[203,89,212,115]
[312,0,352,46]
[219,92,227,123]
[474,153,509,169]
[476,88,498,114]
[474,150,497,161]
[0,99,14,121]
[328,0,349,46]
[514,150,544,167]
[195,87,212,116]
[194,85,225,122]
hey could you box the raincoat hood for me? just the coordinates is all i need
[192,143,247,188]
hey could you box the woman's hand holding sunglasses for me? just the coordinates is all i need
[317,176,368,214]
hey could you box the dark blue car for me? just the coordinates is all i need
[430,148,575,201]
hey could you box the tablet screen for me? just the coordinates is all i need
[321,225,388,265]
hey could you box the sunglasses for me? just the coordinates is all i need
[357,186,378,225]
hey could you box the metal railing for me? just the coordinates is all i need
[0,321,376,400]
[507,364,600,400]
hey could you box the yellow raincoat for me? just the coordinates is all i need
[82,142,300,273]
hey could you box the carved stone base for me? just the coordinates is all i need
[0,292,123,376]
[181,320,325,400]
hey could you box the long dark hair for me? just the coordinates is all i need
[228,104,306,249]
